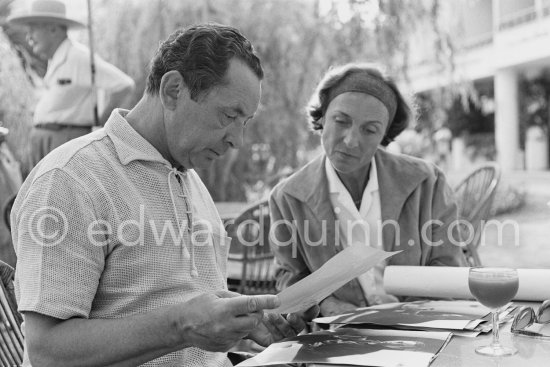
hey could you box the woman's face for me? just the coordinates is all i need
[321,92,390,175]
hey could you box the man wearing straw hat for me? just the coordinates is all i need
[8,0,135,168]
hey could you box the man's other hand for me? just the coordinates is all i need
[247,304,320,347]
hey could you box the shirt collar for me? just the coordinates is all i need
[366,158,379,194]
[105,109,172,166]
[325,157,379,197]
[45,38,71,79]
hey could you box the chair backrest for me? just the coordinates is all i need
[0,260,24,366]
[227,200,277,295]
[453,163,501,267]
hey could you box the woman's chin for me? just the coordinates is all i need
[331,162,356,175]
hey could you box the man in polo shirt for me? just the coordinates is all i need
[11,24,316,366]
[8,0,135,168]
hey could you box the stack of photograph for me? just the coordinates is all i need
[237,300,516,367]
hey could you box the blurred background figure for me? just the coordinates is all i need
[8,0,135,168]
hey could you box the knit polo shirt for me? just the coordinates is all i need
[12,109,232,366]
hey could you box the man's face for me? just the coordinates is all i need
[26,22,58,59]
[164,58,261,169]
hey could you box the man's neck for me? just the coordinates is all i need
[125,95,170,162]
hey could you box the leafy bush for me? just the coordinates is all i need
[446,95,494,137]
[463,132,496,162]
[518,72,550,150]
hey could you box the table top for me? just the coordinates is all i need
[431,321,550,367]
[310,302,550,367]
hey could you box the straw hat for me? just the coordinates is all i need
[8,0,85,28]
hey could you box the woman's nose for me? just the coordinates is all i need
[343,127,359,147]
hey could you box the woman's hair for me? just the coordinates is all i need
[307,63,413,146]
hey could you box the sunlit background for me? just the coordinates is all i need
[1,0,549,269]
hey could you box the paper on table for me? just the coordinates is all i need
[383,266,550,301]
[270,245,400,314]
[313,300,489,330]
[236,328,452,367]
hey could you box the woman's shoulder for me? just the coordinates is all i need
[378,149,440,175]
[271,155,325,199]
[376,149,445,187]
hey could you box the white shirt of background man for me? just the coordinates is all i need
[33,38,135,126]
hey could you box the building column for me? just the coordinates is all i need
[494,68,521,171]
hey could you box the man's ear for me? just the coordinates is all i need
[159,70,186,111]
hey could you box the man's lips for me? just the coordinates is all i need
[207,149,223,158]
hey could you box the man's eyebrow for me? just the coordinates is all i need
[225,105,255,119]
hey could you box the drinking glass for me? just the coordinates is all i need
[468,267,519,356]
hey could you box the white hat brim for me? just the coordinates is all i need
[7,13,85,28]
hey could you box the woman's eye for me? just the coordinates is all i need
[225,113,237,121]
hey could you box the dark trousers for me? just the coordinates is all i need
[30,125,92,168]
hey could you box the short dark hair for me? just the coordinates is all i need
[145,23,263,100]
[307,63,413,146]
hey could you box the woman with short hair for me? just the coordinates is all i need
[269,63,466,317]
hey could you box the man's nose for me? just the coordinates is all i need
[224,123,244,150]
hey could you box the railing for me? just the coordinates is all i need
[462,32,494,50]
[498,6,537,30]
[461,3,550,50]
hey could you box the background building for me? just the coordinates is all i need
[407,0,550,172]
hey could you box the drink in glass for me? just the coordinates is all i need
[468,267,519,356]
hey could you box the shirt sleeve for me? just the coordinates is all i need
[93,54,135,93]
[13,169,106,319]
[268,190,311,290]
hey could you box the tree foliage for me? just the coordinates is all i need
[445,95,493,137]
[518,71,550,149]
[1,0,447,201]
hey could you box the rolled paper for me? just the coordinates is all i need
[383,266,550,302]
